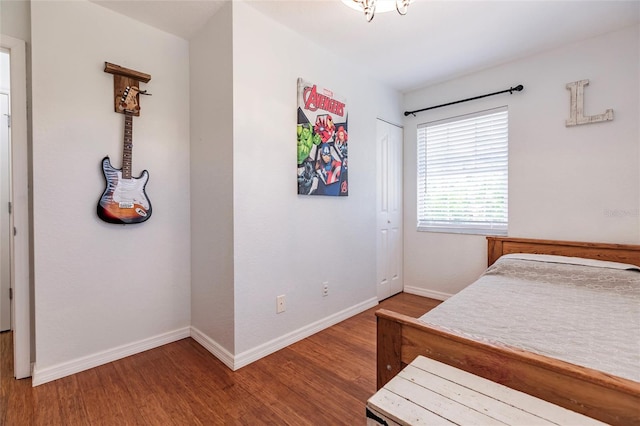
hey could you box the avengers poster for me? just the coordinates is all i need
[297,78,348,196]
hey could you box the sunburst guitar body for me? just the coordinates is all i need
[97,86,152,224]
[97,157,151,224]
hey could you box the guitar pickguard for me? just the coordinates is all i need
[97,157,152,224]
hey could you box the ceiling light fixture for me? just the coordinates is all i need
[341,0,411,22]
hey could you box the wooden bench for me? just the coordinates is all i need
[366,356,606,425]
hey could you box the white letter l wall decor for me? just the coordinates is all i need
[565,79,613,127]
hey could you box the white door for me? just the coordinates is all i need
[0,92,10,332]
[376,119,403,301]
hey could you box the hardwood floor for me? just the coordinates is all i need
[1,293,440,425]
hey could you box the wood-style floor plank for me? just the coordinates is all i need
[0,293,440,425]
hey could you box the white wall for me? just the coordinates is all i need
[403,24,640,297]
[231,2,402,357]
[23,0,404,381]
[189,2,236,357]
[30,0,191,382]
[0,0,31,43]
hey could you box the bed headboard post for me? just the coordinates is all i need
[487,237,503,266]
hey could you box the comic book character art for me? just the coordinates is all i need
[297,123,321,165]
[297,78,348,196]
[334,125,348,161]
[314,115,335,143]
[297,159,318,195]
[316,143,342,186]
[334,125,348,195]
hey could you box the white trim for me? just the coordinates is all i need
[31,298,381,384]
[233,297,378,370]
[31,327,190,386]
[403,285,452,301]
[0,34,30,380]
[190,298,379,371]
[190,326,234,370]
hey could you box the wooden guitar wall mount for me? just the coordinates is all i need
[104,62,151,116]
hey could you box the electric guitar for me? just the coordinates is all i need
[97,86,152,224]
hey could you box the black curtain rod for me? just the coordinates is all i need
[404,84,524,117]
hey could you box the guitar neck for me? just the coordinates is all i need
[122,112,133,179]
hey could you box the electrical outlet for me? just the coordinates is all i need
[276,295,286,313]
[322,282,329,297]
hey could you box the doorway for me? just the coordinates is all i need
[376,119,403,301]
[0,35,30,379]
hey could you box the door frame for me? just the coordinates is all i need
[1,34,30,379]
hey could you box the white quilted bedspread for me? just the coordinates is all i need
[418,255,640,382]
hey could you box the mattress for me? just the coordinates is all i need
[418,254,640,382]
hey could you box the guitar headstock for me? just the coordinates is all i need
[118,86,140,114]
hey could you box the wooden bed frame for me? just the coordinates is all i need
[376,237,640,425]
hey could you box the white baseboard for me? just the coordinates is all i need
[191,297,379,371]
[190,326,234,370]
[233,297,378,370]
[403,285,452,301]
[32,298,380,385]
[32,327,191,386]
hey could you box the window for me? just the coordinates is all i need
[417,106,508,235]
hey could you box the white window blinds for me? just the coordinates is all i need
[417,106,508,235]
